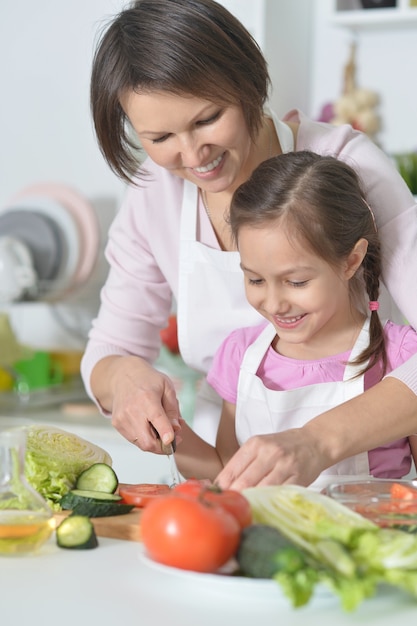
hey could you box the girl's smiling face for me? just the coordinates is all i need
[237,222,366,358]
[120,91,256,195]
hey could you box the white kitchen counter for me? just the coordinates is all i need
[1,535,417,626]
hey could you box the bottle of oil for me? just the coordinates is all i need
[0,426,54,555]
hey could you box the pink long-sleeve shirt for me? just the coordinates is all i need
[81,110,417,403]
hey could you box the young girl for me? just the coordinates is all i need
[175,151,417,484]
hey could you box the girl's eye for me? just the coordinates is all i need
[289,280,308,288]
[248,278,264,286]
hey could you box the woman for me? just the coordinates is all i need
[81,0,417,489]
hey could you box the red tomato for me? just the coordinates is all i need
[118,483,171,507]
[160,315,179,353]
[173,479,252,529]
[141,493,241,573]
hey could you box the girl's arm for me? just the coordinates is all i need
[175,401,239,481]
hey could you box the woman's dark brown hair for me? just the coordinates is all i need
[230,150,387,378]
[91,0,270,183]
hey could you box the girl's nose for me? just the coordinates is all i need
[263,289,289,316]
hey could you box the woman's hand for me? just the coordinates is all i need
[215,429,326,490]
[91,355,182,453]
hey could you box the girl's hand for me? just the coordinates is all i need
[215,429,326,490]
[92,355,182,453]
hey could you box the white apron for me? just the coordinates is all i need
[176,118,295,444]
[176,181,262,443]
[235,319,372,481]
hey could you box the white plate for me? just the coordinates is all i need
[138,546,330,599]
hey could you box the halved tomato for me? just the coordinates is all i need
[118,483,171,507]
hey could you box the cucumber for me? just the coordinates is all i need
[60,489,134,517]
[237,524,307,579]
[76,463,118,494]
[56,515,98,550]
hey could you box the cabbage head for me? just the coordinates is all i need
[25,424,112,510]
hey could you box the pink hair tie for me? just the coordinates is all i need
[369,301,379,312]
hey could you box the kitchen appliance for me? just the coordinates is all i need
[0,182,116,408]
[0,182,110,351]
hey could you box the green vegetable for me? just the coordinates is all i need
[237,524,308,579]
[24,425,112,510]
[76,463,118,494]
[60,489,134,517]
[243,485,417,611]
[56,515,98,550]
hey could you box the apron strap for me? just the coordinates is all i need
[180,180,199,242]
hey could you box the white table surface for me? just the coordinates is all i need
[1,407,417,624]
[1,535,417,626]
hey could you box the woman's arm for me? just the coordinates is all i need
[90,354,181,453]
[216,377,417,490]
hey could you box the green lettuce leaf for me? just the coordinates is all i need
[24,424,112,510]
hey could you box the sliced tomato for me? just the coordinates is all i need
[390,482,417,501]
[118,483,171,507]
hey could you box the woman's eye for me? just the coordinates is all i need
[152,133,171,144]
[198,111,221,126]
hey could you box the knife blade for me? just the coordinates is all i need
[150,423,182,486]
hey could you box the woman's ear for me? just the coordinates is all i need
[344,238,368,279]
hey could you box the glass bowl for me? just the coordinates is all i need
[324,478,417,532]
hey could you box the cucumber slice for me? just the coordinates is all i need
[61,490,122,509]
[60,490,134,517]
[56,515,98,550]
[72,501,134,518]
[76,463,119,494]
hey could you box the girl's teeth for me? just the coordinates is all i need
[277,315,303,324]
[195,154,223,173]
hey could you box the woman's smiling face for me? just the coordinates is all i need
[121,91,254,194]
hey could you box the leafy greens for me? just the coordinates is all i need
[24,424,112,510]
[243,485,417,611]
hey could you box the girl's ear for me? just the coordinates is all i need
[344,238,368,279]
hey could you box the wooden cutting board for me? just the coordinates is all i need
[54,508,143,542]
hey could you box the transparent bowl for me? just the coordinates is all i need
[324,478,417,531]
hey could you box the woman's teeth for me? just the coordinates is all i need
[195,154,223,173]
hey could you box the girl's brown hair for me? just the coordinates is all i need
[90,0,270,183]
[230,150,387,378]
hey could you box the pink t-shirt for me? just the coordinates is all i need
[207,320,417,478]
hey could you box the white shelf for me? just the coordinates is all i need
[331,1,417,29]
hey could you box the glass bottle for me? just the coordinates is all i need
[0,426,54,556]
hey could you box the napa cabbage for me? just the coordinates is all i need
[244,485,417,611]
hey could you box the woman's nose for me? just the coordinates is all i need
[178,134,201,165]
